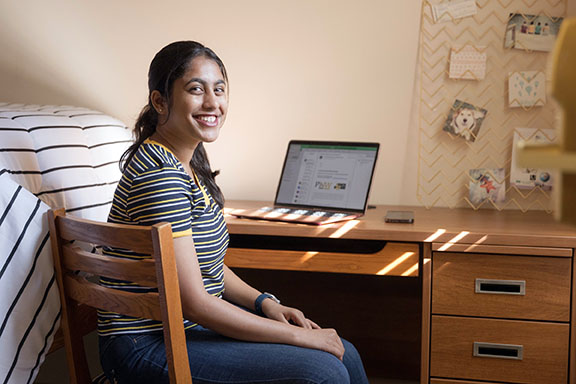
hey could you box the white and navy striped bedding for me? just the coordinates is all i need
[0,103,133,383]
[0,103,132,221]
[0,171,59,384]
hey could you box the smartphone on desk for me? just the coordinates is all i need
[384,210,414,224]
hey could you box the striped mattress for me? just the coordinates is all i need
[0,103,132,383]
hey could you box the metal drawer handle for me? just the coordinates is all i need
[473,342,524,360]
[475,279,526,295]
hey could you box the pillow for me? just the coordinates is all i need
[0,171,59,384]
[0,115,42,193]
[0,104,132,221]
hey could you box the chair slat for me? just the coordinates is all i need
[64,273,163,322]
[57,215,167,254]
[62,245,158,287]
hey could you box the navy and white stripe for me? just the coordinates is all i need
[0,103,132,221]
[99,140,229,336]
[0,172,59,384]
[0,103,133,382]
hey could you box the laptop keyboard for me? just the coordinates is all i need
[259,207,349,218]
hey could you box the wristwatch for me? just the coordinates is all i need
[255,292,280,316]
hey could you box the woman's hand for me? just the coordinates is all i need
[261,300,320,330]
[261,300,345,359]
[296,328,346,361]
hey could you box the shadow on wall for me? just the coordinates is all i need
[0,27,107,112]
[0,4,121,116]
[0,63,86,108]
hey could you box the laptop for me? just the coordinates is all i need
[233,140,380,225]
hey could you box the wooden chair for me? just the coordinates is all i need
[47,209,192,383]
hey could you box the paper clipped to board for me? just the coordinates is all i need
[432,0,477,23]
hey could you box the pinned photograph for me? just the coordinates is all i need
[443,99,488,142]
[504,13,564,52]
[508,71,546,108]
[510,128,555,190]
[449,45,487,80]
[469,168,506,205]
[431,0,477,23]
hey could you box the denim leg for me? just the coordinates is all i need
[185,326,368,384]
[99,332,170,384]
[99,327,369,384]
[341,339,370,384]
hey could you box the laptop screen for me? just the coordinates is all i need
[274,141,380,213]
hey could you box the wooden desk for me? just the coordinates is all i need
[224,200,576,384]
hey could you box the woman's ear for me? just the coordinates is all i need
[150,90,167,115]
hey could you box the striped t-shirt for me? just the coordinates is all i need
[98,139,229,336]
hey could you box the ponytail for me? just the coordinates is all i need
[120,104,157,171]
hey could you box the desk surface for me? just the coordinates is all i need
[224,200,576,249]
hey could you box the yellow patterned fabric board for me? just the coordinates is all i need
[417,0,566,211]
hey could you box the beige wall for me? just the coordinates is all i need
[2,0,575,206]
[0,0,423,206]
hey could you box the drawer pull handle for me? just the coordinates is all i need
[473,342,524,360]
[475,279,526,295]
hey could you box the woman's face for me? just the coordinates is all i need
[158,55,228,148]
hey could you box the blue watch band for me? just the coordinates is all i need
[255,293,280,316]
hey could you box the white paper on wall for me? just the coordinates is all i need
[431,0,477,23]
[449,45,487,80]
[508,71,546,108]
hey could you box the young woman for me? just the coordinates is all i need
[98,40,369,384]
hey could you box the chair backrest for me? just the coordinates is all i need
[47,209,192,384]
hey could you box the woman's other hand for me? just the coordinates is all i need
[296,328,345,361]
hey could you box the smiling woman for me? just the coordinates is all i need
[151,56,228,159]
[119,42,228,209]
[98,41,369,384]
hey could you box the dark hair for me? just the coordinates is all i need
[121,41,227,208]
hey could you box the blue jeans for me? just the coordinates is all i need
[99,325,369,384]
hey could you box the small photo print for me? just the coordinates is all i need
[443,99,488,142]
[510,128,555,190]
[449,45,487,80]
[469,168,506,205]
[508,71,546,108]
[431,0,477,23]
[504,13,564,52]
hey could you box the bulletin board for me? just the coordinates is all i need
[417,0,567,211]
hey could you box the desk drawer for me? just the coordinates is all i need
[432,252,571,321]
[430,315,569,384]
[226,241,419,276]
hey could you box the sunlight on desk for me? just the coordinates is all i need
[299,251,318,263]
[328,219,360,238]
[424,228,446,242]
[401,263,420,277]
[464,234,488,252]
[377,252,415,276]
[436,230,470,251]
